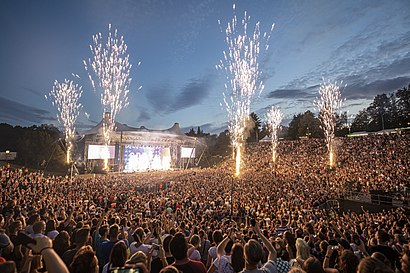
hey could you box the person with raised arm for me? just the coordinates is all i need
[241,221,277,273]
[27,236,69,273]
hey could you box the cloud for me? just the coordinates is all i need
[21,86,44,97]
[146,75,213,113]
[136,108,151,123]
[169,78,211,112]
[146,83,173,112]
[266,84,318,101]
[343,77,410,100]
[0,96,55,125]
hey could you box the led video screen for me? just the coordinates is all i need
[181,147,195,158]
[123,145,171,172]
[88,145,115,160]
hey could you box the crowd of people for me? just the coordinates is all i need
[0,132,409,273]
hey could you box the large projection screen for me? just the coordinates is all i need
[123,146,171,172]
[181,147,195,158]
[88,145,115,160]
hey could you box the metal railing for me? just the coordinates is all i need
[317,199,340,210]
[343,190,409,207]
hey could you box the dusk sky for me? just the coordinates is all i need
[1,0,409,134]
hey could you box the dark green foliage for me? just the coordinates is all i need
[0,124,66,170]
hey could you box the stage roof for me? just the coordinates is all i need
[82,120,185,136]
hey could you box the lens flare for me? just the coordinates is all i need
[314,79,344,167]
[49,79,83,164]
[217,5,274,176]
[266,106,283,162]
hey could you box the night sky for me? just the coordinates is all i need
[0,0,409,133]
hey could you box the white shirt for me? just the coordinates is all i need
[129,242,151,256]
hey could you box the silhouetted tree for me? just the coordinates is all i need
[16,125,66,169]
[247,112,261,142]
[335,112,349,136]
[396,84,410,127]
[287,111,321,139]
[351,110,370,132]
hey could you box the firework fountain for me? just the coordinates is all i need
[217,4,274,177]
[49,79,83,164]
[84,24,140,170]
[314,80,344,167]
[266,106,283,162]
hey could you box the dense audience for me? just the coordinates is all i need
[0,132,409,273]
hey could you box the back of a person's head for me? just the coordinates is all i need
[132,227,144,243]
[99,225,108,237]
[231,243,245,273]
[33,221,45,234]
[296,238,310,260]
[110,240,127,267]
[45,219,56,232]
[160,265,180,273]
[170,232,188,260]
[163,235,173,253]
[244,239,262,266]
[357,257,394,273]
[285,231,296,245]
[127,251,147,266]
[339,239,352,251]
[190,234,200,247]
[109,224,119,240]
[8,221,21,234]
[75,227,90,245]
[376,230,390,244]
[212,230,223,244]
[302,257,325,273]
[53,230,70,255]
[27,214,40,225]
[339,250,359,273]
[70,245,98,273]
[371,252,391,268]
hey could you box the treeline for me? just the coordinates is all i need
[285,84,410,139]
[0,124,66,171]
[189,84,409,165]
[1,84,408,170]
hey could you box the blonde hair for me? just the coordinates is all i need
[127,251,147,266]
[295,238,310,260]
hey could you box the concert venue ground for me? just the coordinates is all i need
[0,132,409,273]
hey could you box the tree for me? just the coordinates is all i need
[186,128,196,137]
[247,112,261,142]
[351,110,370,132]
[335,112,349,136]
[196,126,203,136]
[396,84,410,127]
[16,125,66,170]
[366,93,396,131]
[287,111,321,139]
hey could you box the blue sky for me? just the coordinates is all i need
[0,0,409,134]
